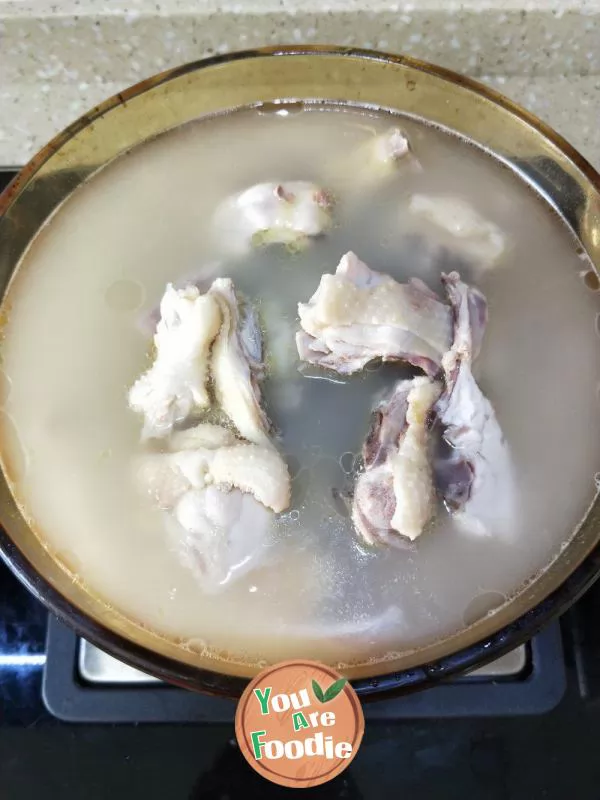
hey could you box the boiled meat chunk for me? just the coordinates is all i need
[135,422,290,592]
[210,444,291,513]
[296,252,452,376]
[128,284,221,439]
[328,127,419,196]
[370,127,412,167]
[214,181,333,254]
[168,422,237,452]
[352,376,441,547]
[209,278,272,447]
[129,273,291,592]
[136,261,224,339]
[135,423,291,514]
[408,195,505,269]
[168,485,273,593]
[434,272,515,536]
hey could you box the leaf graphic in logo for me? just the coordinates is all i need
[323,678,347,702]
[312,677,347,703]
[312,679,325,703]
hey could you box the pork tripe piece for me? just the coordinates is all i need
[408,195,505,269]
[214,181,333,254]
[134,423,291,514]
[296,251,452,376]
[434,272,515,536]
[209,278,272,447]
[352,376,441,548]
[128,284,221,439]
[168,485,273,593]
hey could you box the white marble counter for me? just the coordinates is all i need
[0,0,599,166]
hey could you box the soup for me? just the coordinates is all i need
[1,105,600,670]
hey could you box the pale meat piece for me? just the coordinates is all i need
[209,278,272,447]
[168,422,237,452]
[296,252,452,376]
[136,261,224,339]
[408,195,506,269]
[370,127,412,167]
[214,181,333,254]
[434,272,515,536]
[168,485,273,593]
[128,284,221,439]
[134,423,291,513]
[330,127,418,191]
[135,422,290,592]
[352,376,441,547]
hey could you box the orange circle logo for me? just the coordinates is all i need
[235,660,365,788]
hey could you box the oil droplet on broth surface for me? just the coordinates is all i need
[340,451,356,474]
[105,279,145,312]
[582,270,600,291]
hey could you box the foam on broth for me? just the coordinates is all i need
[2,105,600,668]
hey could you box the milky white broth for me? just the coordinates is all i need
[2,105,600,669]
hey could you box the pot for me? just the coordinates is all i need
[1,45,599,699]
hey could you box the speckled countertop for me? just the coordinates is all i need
[0,0,599,167]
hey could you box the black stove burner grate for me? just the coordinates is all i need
[42,615,566,723]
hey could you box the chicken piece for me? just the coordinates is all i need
[135,422,290,592]
[137,262,224,339]
[352,376,441,547]
[408,195,505,269]
[134,423,291,514]
[434,272,515,535]
[296,252,452,376]
[214,181,333,254]
[209,278,272,447]
[168,422,237,452]
[370,127,412,167]
[328,127,418,195]
[350,127,416,183]
[209,443,290,513]
[128,284,222,439]
[168,485,274,593]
